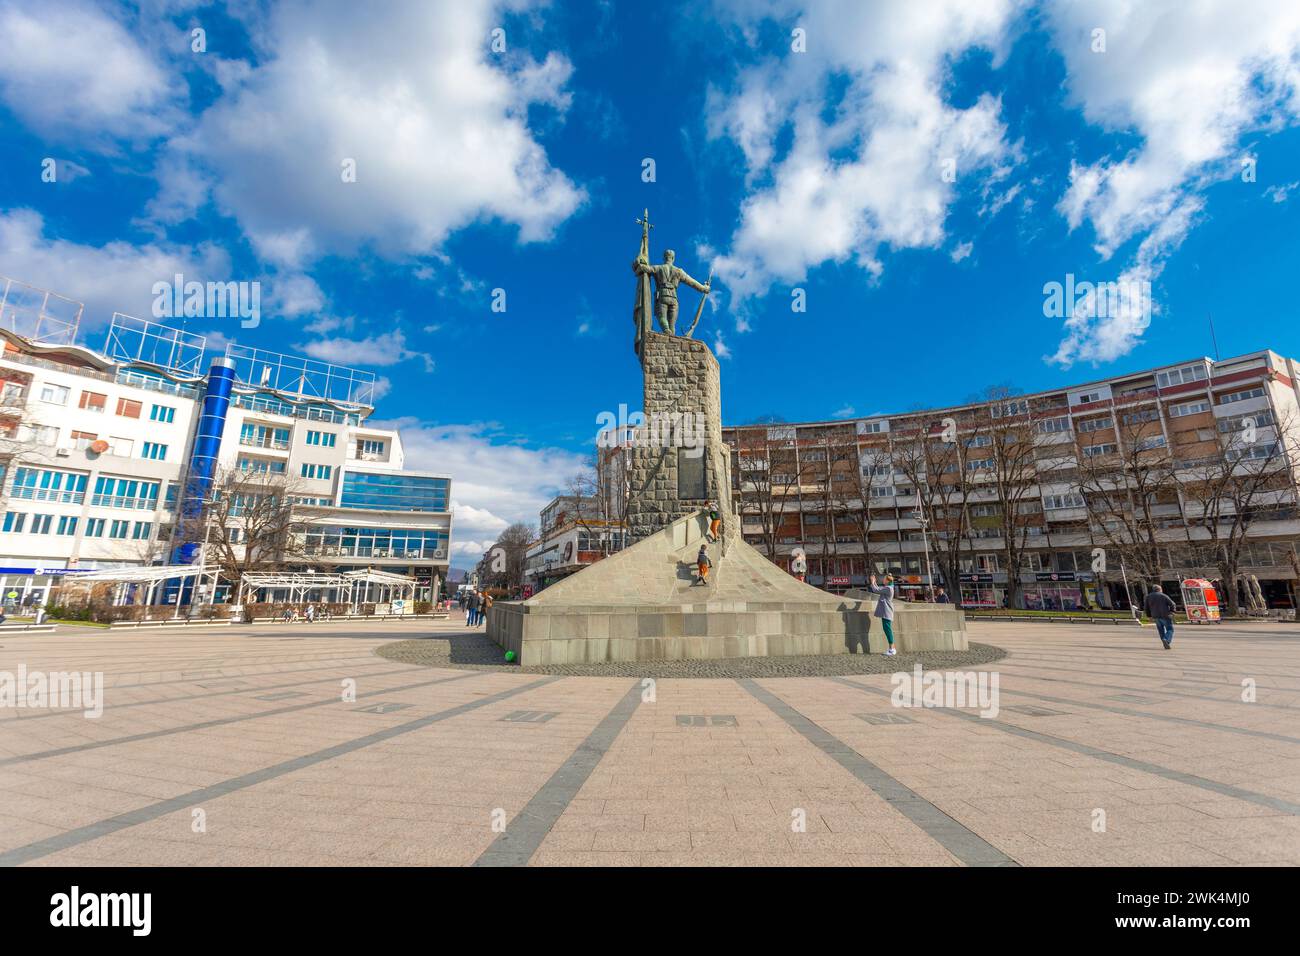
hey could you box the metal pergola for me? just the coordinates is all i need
[238,569,417,611]
[65,564,225,617]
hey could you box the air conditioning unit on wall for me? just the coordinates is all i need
[433,549,446,559]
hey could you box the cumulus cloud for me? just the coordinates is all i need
[707,0,1020,309]
[1045,0,1300,362]
[0,0,185,145]
[297,329,434,373]
[372,419,589,560]
[0,207,230,329]
[151,0,585,264]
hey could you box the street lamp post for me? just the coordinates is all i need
[912,508,935,601]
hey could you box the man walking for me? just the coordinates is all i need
[1143,584,1177,649]
[695,544,711,586]
[867,573,897,656]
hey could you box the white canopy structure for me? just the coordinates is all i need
[238,569,417,609]
[60,563,224,616]
[61,565,418,615]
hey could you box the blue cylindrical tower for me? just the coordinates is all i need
[177,356,237,564]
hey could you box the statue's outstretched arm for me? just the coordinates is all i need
[679,269,709,293]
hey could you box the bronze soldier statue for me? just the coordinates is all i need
[634,248,710,336]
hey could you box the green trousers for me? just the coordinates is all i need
[881,620,894,644]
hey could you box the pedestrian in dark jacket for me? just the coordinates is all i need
[1143,585,1177,649]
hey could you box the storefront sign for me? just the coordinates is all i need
[1034,571,1076,582]
[959,573,994,583]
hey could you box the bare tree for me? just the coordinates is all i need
[1179,407,1298,616]
[1074,404,1179,591]
[892,416,974,602]
[174,466,320,585]
[476,522,535,593]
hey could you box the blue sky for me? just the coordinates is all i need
[3,0,1300,560]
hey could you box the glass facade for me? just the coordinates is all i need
[340,471,448,512]
[303,525,448,559]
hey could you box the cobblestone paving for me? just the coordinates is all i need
[1,617,1296,867]
[376,632,1006,677]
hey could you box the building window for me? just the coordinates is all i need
[301,463,333,480]
[306,430,337,447]
[109,436,134,457]
[109,520,130,539]
[141,442,168,460]
[79,391,107,412]
[56,516,78,536]
[1038,416,1070,433]
[85,518,106,537]
[1082,443,1118,457]
[1219,386,1266,405]
[9,467,88,504]
[238,457,286,474]
[71,430,98,450]
[1075,391,1103,405]
[29,514,53,534]
[1,512,26,533]
[116,398,142,418]
[1169,399,1211,417]
[132,521,153,540]
[150,404,176,423]
[1076,416,1113,433]
[39,383,70,405]
[1121,408,1159,425]
[1157,364,1208,389]
[360,438,385,456]
[92,477,161,509]
[338,471,449,512]
[22,424,58,446]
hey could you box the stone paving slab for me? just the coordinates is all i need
[0,617,1297,866]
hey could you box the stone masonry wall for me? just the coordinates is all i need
[627,333,733,542]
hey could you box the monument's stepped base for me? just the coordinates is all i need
[489,512,967,665]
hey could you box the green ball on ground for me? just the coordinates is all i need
[504,651,516,662]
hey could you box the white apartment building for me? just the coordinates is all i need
[1,328,196,607]
[0,287,452,608]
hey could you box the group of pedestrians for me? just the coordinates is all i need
[461,590,491,627]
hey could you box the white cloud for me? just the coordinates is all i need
[950,241,974,263]
[1045,0,1300,361]
[1266,181,1300,203]
[297,329,433,372]
[0,207,230,329]
[833,404,856,418]
[0,0,184,145]
[373,419,588,558]
[153,0,585,263]
[708,0,1020,308]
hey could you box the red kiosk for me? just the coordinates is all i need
[1179,578,1221,624]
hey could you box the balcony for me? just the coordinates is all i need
[239,435,291,451]
[10,487,85,505]
[90,494,157,510]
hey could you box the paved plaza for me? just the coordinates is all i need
[0,618,1297,867]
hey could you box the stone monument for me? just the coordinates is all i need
[486,212,967,665]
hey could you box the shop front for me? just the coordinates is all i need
[1021,572,1098,611]
[958,572,1003,609]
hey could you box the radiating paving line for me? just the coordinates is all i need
[0,665,422,724]
[0,670,485,767]
[473,680,644,867]
[990,686,1300,743]
[739,678,1017,867]
[0,676,561,867]
[980,666,1300,712]
[989,658,1300,693]
[829,677,1300,816]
